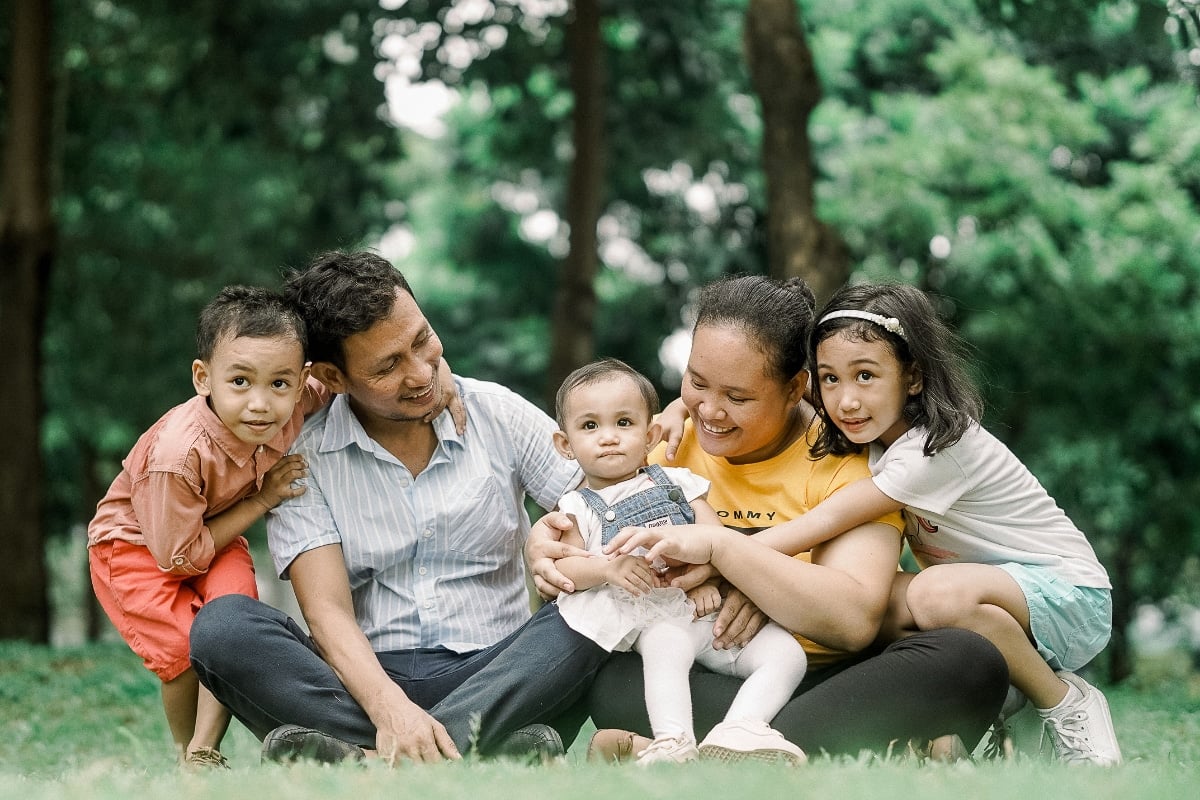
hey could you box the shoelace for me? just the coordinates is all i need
[1043,710,1097,764]
[185,747,229,768]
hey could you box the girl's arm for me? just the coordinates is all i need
[751,477,904,555]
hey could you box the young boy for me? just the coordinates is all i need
[88,286,326,768]
[551,358,808,766]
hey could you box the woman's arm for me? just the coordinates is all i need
[608,520,902,653]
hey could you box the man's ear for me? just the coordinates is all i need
[310,361,348,394]
[552,430,574,460]
[192,359,211,397]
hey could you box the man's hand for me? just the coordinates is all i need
[711,586,767,650]
[372,696,461,765]
[526,512,590,599]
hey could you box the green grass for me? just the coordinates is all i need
[2,642,1199,800]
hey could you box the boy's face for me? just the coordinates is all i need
[192,334,309,446]
[553,375,660,490]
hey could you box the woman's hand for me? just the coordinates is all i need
[711,586,767,649]
[655,397,691,462]
[423,358,467,433]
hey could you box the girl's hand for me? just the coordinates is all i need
[252,454,309,510]
[655,397,690,462]
[423,358,467,434]
[605,524,717,567]
[606,554,656,595]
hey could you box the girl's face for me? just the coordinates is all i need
[815,331,921,448]
[681,323,807,465]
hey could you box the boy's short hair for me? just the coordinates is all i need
[555,358,660,428]
[196,286,307,361]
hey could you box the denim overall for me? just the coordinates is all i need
[578,464,696,548]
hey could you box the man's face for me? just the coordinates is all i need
[323,288,446,427]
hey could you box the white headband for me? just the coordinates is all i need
[818,309,907,341]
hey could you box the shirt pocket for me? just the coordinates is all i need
[445,475,518,561]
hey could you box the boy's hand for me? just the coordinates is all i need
[253,454,309,510]
[605,554,656,596]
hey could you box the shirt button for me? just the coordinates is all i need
[425,601,433,609]
[423,529,433,538]
[418,567,427,575]
[173,556,185,565]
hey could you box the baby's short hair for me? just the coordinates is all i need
[555,358,660,428]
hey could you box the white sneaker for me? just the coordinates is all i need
[1039,672,1122,766]
[698,719,806,766]
[635,734,699,765]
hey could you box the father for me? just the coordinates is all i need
[190,250,606,764]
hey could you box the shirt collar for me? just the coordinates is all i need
[319,394,465,458]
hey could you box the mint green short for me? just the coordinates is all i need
[997,563,1112,672]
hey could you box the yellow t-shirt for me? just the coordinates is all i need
[650,419,904,665]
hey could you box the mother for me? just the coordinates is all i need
[535,275,1007,759]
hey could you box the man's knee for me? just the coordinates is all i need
[190,593,260,660]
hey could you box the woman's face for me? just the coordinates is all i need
[681,323,806,465]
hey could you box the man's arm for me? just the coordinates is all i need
[288,544,460,764]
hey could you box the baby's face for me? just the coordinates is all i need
[560,375,655,490]
[193,334,308,446]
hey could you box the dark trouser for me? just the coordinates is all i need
[190,594,608,754]
[589,628,1008,756]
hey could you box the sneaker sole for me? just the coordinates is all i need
[698,744,804,766]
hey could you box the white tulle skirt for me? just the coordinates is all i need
[557,585,697,652]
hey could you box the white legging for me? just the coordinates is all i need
[632,616,808,740]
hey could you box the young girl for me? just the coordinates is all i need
[734,281,1119,766]
[552,358,808,766]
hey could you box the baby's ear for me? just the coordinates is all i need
[552,429,574,460]
[645,421,663,453]
[191,359,211,397]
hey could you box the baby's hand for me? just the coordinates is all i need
[253,454,309,510]
[686,582,722,618]
[606,554,656,596]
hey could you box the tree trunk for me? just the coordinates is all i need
[1106,537,1134,683]
[744,0,848,303]
[545,0,604,408]
[0,0,53,641]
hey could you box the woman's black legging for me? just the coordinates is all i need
[588,627,1009,757]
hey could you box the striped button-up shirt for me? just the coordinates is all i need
[267,377,581,653]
